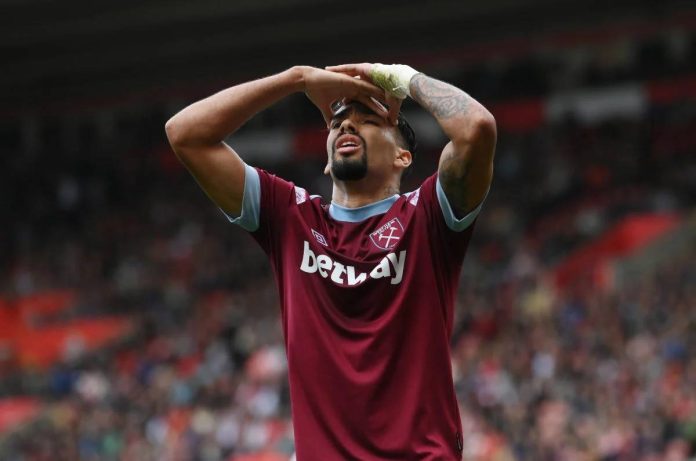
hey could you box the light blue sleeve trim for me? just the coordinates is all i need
[219,164,261,232]
[436,177,487,232]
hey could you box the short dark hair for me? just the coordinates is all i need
[330,100,417,175]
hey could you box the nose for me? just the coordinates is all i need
[338,117,357,133]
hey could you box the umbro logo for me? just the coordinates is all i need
[370,218,404,251]
[312,229,328,247]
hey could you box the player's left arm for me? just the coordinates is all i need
[409,74,496,217]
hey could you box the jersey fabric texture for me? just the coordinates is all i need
[222,164,483,460]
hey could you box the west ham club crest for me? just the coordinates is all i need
[370,218,404,250]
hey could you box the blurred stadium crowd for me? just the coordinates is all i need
[1,27,695,461]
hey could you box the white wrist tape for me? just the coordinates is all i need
[369,64,420,99]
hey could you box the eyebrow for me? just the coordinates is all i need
[330,105,384,125]
[330,111,350,125]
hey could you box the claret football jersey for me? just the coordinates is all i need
[222,164,483,460]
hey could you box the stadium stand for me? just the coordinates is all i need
[1,19,695,461]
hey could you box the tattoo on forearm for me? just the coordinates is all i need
[410,74,471,119]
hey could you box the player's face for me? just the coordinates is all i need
[326,103,402,182]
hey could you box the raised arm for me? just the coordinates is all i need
[409,74,496,216]
[165,66,387,217]
[325,63,496,217]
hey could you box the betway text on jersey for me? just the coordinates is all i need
[299,241,406,286]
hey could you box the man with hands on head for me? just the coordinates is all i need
[166,63,496,460]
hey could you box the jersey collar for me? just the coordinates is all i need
[329,195,399,222]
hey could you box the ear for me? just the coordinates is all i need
[324,163,331,175]
[394,148,412,171]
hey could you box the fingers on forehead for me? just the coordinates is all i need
[331,99,386,121]
[353,78,382,96]
[362,97,389,116]
[329,63,360,70]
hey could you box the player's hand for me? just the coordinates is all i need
[300,66,389,125]
[325,63,403,125]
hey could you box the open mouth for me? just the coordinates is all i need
[335,134,363,155]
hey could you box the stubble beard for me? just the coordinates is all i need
[331,142,368,181]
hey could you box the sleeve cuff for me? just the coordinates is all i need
[436,177,487,232]
[220,163,261,232]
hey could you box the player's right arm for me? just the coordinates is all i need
[165,66,387,217]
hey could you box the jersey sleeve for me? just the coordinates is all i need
[414,173,486,265]
[435,176,487,232]
[219,163,296,255]
[219,163,261,231]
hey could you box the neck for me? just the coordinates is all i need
[331,180,400,208]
